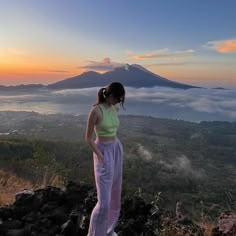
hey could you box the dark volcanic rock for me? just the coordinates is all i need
[211,211,236,236]
[0,182,93,236]
[0,181,209,236]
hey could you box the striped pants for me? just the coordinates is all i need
[88,138,123,236]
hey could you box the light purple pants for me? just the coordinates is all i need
[88,138,123,236]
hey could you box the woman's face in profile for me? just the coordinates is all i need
[108,94,124,105]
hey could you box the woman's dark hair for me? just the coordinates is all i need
[94,82,125,109]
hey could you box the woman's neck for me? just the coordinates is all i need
[102,102,112,109]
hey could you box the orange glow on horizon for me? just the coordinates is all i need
[0,64,86,85]
[148,65,236,88]
[0,49,87,85]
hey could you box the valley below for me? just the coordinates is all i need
[0,111,235,221]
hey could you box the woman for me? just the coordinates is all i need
[85,82,125,236]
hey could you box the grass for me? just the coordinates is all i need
[0,169,33,206]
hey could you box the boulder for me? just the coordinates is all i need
[212,211,236,236]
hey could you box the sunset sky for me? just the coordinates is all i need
[0,0,236,88]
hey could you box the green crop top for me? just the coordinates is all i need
[95,104,119,137]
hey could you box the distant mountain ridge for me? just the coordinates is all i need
[0,84,47,91]
[0,64,199,90]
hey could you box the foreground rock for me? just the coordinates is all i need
[0,181,206,235]
[211,211,236,236]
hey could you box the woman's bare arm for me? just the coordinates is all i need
[85,107,103,162]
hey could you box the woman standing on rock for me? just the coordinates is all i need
[85,82,125,236]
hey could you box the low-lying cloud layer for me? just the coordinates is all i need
[125,87,236,121]
[0,86,236,122]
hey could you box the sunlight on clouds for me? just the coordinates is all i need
[129,49,194,60]
[207,39,236,53]
[78,58,125,71]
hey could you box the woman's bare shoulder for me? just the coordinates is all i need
[89,105,102,118]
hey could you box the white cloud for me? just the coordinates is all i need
[205,39,236,53]
[125,87,236,119]
[128,48,194,60]
[137,144,152,161]
[159,155,205,179]
[78,58,126,71]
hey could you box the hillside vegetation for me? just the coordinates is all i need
[0,111,235,220]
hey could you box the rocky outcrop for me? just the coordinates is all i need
[211,211,236,236]
[0,181,206,236]
[0,181,93,236]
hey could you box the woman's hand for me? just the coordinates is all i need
[96,152,104,163]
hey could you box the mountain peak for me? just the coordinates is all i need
[48,64,197,90]
[130,64,169,80]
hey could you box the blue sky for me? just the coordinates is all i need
[0,0,236,88]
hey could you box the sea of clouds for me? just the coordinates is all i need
[0,86,236,122]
